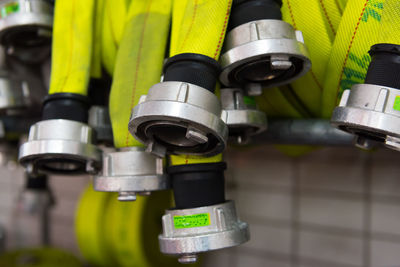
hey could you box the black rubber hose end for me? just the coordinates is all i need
[42,93,90,123]
[163,53,221,93]
[88,78,112,106]
[228,0,283,31]
[168,162,227,209]
[365,43,400,89]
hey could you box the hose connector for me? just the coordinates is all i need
[19,93,102,175]
[221,88,267,144]
[220,0,310,95]
[0,0,53,63]
[129,53,228,157]
[331,43,400,151]
[93,147,169,201]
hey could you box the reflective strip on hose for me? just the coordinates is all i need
[109,0,172,148]
[48,0,95,95]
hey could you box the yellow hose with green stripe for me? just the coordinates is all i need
[109,0,172,148]
[48,0,95,95]
[321,0,400,117]
[257,0,400,121]
[169,0,231,165]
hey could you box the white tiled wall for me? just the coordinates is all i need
[1,145,400,266]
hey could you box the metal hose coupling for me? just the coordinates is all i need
[129,53,228,157]
[221,88,267,144]
[93,147,169,201]
[220,0,311,95]
[19,93,102,175]
[159,201,249,264]
[159,162,249,264]
[331,43,400,151]
[87,79,113,145]
[0,0,53,63]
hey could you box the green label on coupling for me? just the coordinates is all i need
[243,96,256,107]
[173,213,211,229]
[0,2,19,19]
[393,96,400,112]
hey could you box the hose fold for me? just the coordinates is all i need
[109,0,172,148]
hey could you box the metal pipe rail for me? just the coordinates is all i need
[252,119,355,146]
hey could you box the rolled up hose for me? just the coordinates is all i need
[257,0,400,119]
[75,186,183,267]
[109,0,172,148]
[48,0,95,95]
[75,186,117,266]
[105,191,180,267]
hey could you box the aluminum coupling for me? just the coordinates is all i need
[88,105,113,145]
[221,88,267,144]
[331,43,400,151]
[0,0,53,62]
[93,147,169,201]
[159,201,249,264]
[331,84,400,150]
[129,81,228,157]
[19,119,102,175]
[220,19,311,95]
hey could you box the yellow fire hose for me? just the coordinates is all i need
[77,1,179,266]
[75,186,181,267]
[48,0,95,95]
[75,186,117,266]
[110,0,172,148]
[169,0,231,166]
[253,0,400,156]
[101,0,132,76]
[91,0,105,79]
[75,0,400,265]
[257,0,400,120]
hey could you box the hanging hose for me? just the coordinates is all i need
[48,0,95,95]
[101,0,132,76]
[91,0,105,79]
[257,0,400,119]
[169,0,231,59]
[168,0,231,165]
[322,0,400,117]
[110,0,172,148]
[165,0,231,213]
